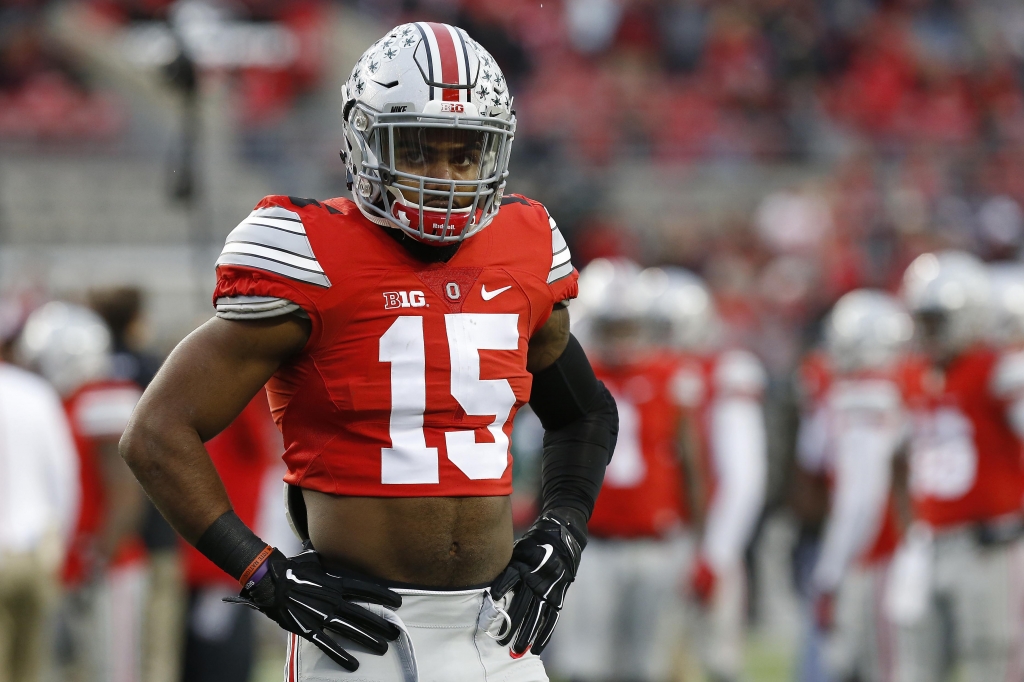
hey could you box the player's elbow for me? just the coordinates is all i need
[118,411,166,476]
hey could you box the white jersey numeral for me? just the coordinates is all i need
[379,316,440,484]
[909,406,978,499]
[379,313,519,484]
[603,389,646,488]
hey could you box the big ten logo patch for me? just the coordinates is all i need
[383,291,427,310]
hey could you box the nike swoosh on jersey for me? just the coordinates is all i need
[481,284,512,301]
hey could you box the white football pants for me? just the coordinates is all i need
[543,535,690,682]
[285,587,548,682]
[824,562,897,682]
[894,529,1024,682]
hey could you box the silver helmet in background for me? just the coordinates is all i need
[17,301,112,396]
[987,262,1024,347]
[824,289,913,373]
[900,250,992,361]
[571,258,650,363]
[643,266,719,353]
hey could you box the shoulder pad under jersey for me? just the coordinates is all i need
[714,349,766,398]
[990,349,1024,400]
[216,204,331,288]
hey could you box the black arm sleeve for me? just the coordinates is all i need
[529,334,618,526]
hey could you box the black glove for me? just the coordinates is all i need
[490,510,586,656]
[225,548,402,671]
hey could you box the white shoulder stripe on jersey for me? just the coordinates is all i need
[548,261,575,284]
[546,209,574,284]
[217,252,332,288]
[217,207,331,288]
[220,242,325,273]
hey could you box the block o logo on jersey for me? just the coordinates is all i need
[383,291,427,310]
[445,282,461,300]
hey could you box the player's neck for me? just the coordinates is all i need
[381,225,462,263]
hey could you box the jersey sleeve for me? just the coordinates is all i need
[212,197,329,326]
[540,204,579,304]
[713,349,767,399]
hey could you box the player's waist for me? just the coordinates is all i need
[930,512,1024,547]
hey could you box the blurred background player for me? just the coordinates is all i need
[649,267,768,682]
[892,251,1024,682]
[545,258,689,682]
[17,302,147,682]
[794,290,915,682]
[88,287,181,682]
[0,301,80,682]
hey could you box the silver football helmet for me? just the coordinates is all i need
[340,23,516,244]
[643,267,719,352]
[571,258,649,362]
[17,301,112,396]
[824,289,913,373]
[900,251,992,360]
[988,262,1024,346]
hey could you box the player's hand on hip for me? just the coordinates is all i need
[225,548,402,671]
[490,510,586,657]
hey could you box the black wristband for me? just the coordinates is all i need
[194,510,269,582]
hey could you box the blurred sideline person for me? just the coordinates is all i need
[89,287,181,682]
[0,310,80,682]
[18,302,147,682]
[545,259,689,682]
[119,21,618,682]
[180,393,277,682]
[649,267,767,682]
[795,291,916,682]
[891,251,1024,682]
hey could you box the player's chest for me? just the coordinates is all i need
[314,267,537,399]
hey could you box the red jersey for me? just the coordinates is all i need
[183,393,279,587]
[62,380,144,586]
[587,356,688,539]
[906,346,1024,527]
[213,195,577,498]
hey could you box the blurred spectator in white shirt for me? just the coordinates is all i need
[0,356,80,682]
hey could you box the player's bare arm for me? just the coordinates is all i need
[120,315,309,543]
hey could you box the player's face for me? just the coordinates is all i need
[593,318,647,366]
[913,309,952,363]
[392,128,496,209]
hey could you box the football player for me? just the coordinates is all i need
[544,259,690,682]
[893,251,1024,682]
[650,267,768,682]
[795,290,915,682]
[119,22,617,681]
[18,302,147,682]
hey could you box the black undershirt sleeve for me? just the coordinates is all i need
[529,334,618,526]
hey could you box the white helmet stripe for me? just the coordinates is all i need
[416,22,445,100]
[445,23,469,101]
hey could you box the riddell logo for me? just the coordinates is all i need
[439,102,465,113]
[383,291,427,309]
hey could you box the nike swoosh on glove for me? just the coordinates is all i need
[224,548,402,671]
[490,511,587,656]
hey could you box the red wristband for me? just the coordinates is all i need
[239,545,273,589]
